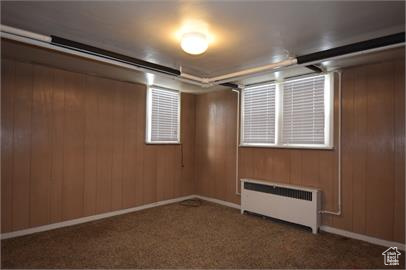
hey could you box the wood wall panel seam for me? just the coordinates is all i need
[194,59,405,242]
[1,59,196,233]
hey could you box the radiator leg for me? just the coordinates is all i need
[312,227,318,234]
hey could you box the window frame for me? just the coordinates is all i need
[145,85,181,144]
[240,82,278,147]
[240,73,334,150]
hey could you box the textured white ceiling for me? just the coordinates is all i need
[2,1,405,78]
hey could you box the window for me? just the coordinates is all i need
[241,73,333,149]
[146,86,180,144]
[241,83,277,146]
[281,75,331,147]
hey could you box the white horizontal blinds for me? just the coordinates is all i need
[242,83,276,144]
[150,87,179,142]
[282,75,325,145]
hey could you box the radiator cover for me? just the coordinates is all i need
[241,179,321,234]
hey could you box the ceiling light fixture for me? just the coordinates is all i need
[181,32,208,55]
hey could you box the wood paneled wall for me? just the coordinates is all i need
[1,59,195,233]
[195,90,240,205]
[2,57,404,243]
[194,59,405,243]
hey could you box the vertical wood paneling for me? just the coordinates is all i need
[142,146,157,204]
[95,78,114,213]
[121,84,138,208]
[111,81,125,211]
[30,65,53,227]
[301,151,320,188]
[393,60,405,242]
[251,149,264,180]
[1,60,15,232]
[173,146,182,199]
[157,146,176,200]
[195,90,239,204]
[180,94,196,196]
[195,94,209,197]
[12,61,32,230]
[98,79,114,212]
[49,69,65,223]
[365,63,395,240]
[318,150,334,226]
[156,147,167,200]
[83,76,98,216]
[351,67,367,234]
[239,148,254,180]
[134,88,145,206]
[272,149,290,183]
[214,98,225,200]
[195,59,405,242]
[224,94,237,203]
[1,59,196,233]
[62,71,85,221]
[207,95,217,197]
[289,150,302,186]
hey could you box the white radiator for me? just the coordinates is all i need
[241,179,321,234]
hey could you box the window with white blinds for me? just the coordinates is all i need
[281,75,326,146]
[146,86,180,143]
[241,83,276,145]
[241,73,333,149]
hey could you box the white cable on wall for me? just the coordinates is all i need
[320,71,342,215]
[232,89,241,196]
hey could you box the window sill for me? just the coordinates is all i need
[145,142,181,145]
[239,144,334,150]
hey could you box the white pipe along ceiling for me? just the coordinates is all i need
[1,24,405,89]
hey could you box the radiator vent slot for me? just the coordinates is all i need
[244,182,312,201]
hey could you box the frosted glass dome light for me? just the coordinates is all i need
[181,32,208,55]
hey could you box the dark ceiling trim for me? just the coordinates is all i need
[297,32,405,64]
[50,32,405,87]
[52,35,240,89]
[305,64,323,73]
[220,82,240,89]
[51,36,181,76]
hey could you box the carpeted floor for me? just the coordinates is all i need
[1,200,404,269]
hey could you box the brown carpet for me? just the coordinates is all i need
[1,200,404,269]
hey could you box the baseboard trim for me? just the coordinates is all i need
[194,195,406,251]
[1,195,195,240]
[195,195,241,210]
[320,225,405,250]
[3,194,404,251]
